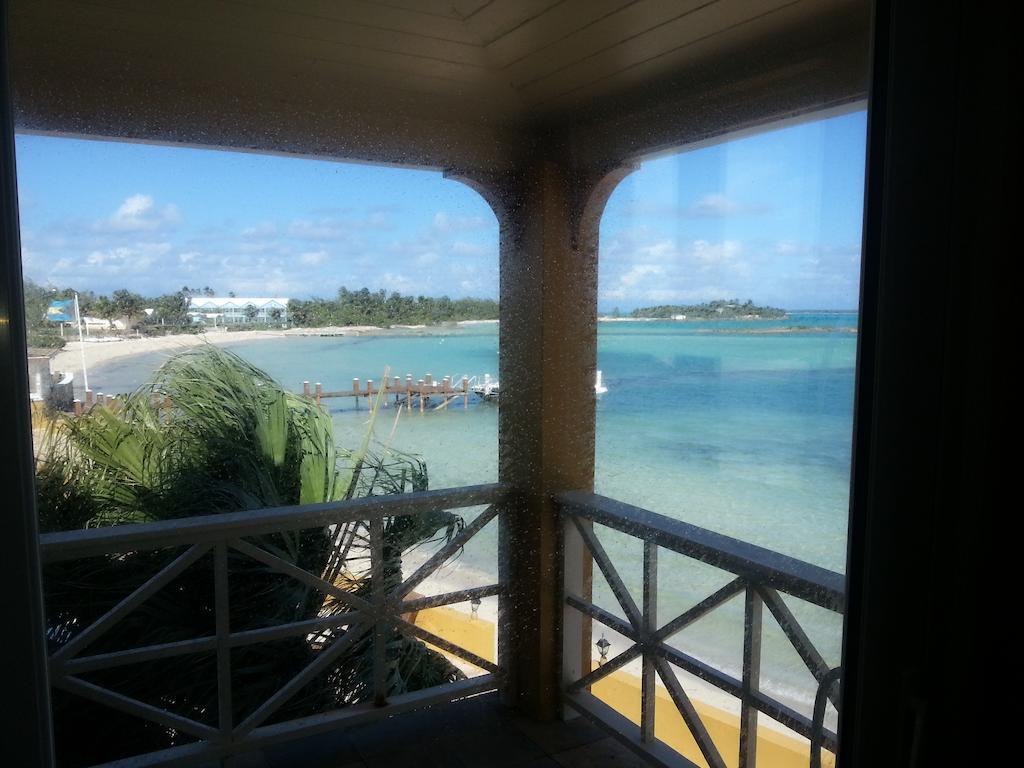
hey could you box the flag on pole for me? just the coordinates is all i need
[75,294,89,392]
[46,299,76,322]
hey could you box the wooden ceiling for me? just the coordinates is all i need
[8,0,870,171]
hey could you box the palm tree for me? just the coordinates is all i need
[37,345,464,765]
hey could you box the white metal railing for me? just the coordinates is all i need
[41,483,509,767]
[558,491,844,768]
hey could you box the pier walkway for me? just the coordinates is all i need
[304,374,477,412]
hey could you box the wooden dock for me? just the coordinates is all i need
[66,373,479,418]
[304,374,473,412]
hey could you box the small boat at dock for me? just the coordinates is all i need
[470,374,500,401]
[470,371,608,402]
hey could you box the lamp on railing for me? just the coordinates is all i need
[470,595,481,619]
[596,634,611,665]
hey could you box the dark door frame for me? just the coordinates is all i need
[1,2,1002,765]
[840,2,1000,766]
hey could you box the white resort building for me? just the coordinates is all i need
[187,296,289,325]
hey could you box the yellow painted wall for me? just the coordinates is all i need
[592,672,834,768]
[412,608,834,768]
[411,605,496,666]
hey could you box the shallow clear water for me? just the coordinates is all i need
[88,313,855,714]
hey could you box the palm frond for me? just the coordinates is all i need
[37,346,467,766]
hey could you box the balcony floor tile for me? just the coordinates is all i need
[241,692,651,768]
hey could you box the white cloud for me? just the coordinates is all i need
[81,242,173,273]
[288,211,390,241]
[640,286,738,303]
[692,239,743,265]
[597,232,863,309]
[637,240,676,259]
[300,250,327,265]
[619,264,664,287]
[623,194,769,219]
[235,239,281,254]
[600,238,752,301]
[99,194,181,232]
[289,219,344,240]
[381,272,417,293]
[451,240,490,257]
[241,223,277,238]
[118,195,150,218]
[432,212,490,234]
[774,240,801,255]
[365,211,388,228]
[22,193,498,300]
[690,194,739,217]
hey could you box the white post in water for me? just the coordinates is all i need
[75,293,89,391]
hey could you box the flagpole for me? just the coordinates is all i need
[75,293,89,392]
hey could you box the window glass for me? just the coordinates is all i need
[18,135,500,765]
[18,136,499,490]
[590,110,866,758]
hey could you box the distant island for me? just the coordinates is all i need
[627,299,787,320]
[25,280,794,353]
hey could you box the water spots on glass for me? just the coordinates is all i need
[591,114,864,745]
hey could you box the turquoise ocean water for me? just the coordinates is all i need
[89,312,856,718]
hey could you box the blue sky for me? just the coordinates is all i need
[15,110,866,310]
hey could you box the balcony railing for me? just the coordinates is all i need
[38,482,845,768]
[558,491,844,768]
[40,483,509,767]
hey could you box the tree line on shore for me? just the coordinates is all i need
[22,280,500,347]
[23,280,782,352]
[288,287,498,327]
[22,280,211,347]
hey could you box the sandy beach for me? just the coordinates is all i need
[51,320,505,391]
[407,555,823,738]
[51,324,418,383]
[51,329,284,385]
[50,314,837,382]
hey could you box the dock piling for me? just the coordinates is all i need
[297,371,488,414]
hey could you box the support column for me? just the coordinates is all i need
[453,158,632,720]
[497,160,595,719]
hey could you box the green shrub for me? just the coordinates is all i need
[26,331,66,349]
[139,323,204,337]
